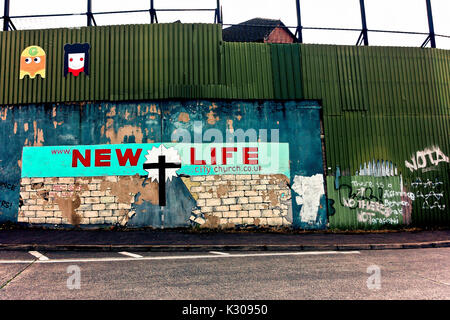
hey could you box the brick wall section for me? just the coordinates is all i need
[18,176,135,226]
[19,174,292,228]
[265,27,295,44]
[186,174,292,227]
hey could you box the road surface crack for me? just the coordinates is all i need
[413,272,450,287]
[0,258,38,290]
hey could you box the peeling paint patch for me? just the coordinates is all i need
[105,125,144,144]
[100,174,159,205]
[0,108,7,121]
[178,112,190,123]
[53,120,64,129]
[32,121,44,146]
[292,174,324,225]
[216,181,231,198]
[201,214,220,228]
[181,177,201,200]
[149,104,160,114]
[262,189,280,206]
[206,110,219,125]
[226,119,234,133]
[106,106,116,117]
[55,194,81,226]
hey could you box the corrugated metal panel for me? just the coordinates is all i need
[0,23,222,104]
[299,44,449,227]
[327,175,404,230]
[219,42,274,99]
[300,45,342,116]
[270,44,302,100]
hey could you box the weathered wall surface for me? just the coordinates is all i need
[185,174,292,228]
[18,176,137,226]
[327,175,409,229]
[0,23,448,229]
[0,100,325,229]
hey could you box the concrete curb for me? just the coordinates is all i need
[0,240,449,252]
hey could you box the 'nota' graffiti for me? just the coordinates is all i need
[405,146,449,172]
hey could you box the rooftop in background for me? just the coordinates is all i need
[222,18,297,43]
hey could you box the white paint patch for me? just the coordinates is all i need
[118,251,143,258]
[28,251,49,261]
[0,251,360,264]
[292,174,325,224]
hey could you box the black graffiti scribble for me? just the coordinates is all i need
[0,182,16,191]
[327,198,336,217]
[0,200,13,209]
[335,183,384,209]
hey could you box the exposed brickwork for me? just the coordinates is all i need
[265,27,296,44]
[186,174,292,227]
[19,174,292,228]
[18,176,135,226]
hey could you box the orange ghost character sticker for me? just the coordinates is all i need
[20,46,46,79]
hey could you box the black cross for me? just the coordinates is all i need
[143,155,181,206]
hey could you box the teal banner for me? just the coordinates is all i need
[21,143,290,179]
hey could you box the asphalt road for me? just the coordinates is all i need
[0,248,449,300]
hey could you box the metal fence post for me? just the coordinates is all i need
[150,0,157,23]
[357,0,369,45]
[295,0,303,43]
[425,0,436,48]
[215,0,222,24]
[87,0,92,26]
[3,0,10,31]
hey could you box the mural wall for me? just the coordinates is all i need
[0,100,326,229]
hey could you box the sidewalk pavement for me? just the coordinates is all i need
[0,227,449,252]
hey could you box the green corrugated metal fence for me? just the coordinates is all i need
[0,23,449,227]
[0,24,222,104]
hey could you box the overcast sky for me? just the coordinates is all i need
[1,0,449,49]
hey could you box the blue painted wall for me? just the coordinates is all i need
[0,100,324,228]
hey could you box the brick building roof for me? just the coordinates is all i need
[222,18,297,43]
